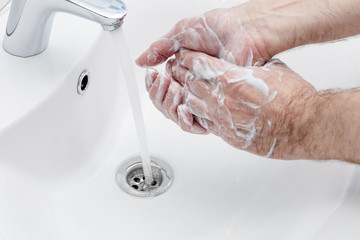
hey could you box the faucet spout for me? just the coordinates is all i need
[65,0,127,31]
[2,0,127,57]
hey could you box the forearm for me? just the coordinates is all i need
[234,0,360,58]
[296,90,360,163]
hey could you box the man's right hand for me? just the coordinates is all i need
[137,0,360,69]
[136,7,273,67]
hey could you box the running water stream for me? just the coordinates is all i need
[111,28,154,187]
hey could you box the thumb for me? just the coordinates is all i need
[136,38,180,67]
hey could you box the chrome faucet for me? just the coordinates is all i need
[3,0,127,57]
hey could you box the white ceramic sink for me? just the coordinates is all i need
[1,0,360,239]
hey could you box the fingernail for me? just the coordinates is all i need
[135,58,141,66]
[175,52,187,67]
[196,117,209,130]
[178,48,188,57]
[172,59,180,69]
[145,68,157,89]
[175,51,181,60]
[177,104,192,126]
[154,72,169,104]
[146,52,158,64]
[170,61,180,78]
[170,39,180,52]
[165,60,173,74]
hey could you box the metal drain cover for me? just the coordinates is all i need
[126,163,162,191]
[116,156,173,197]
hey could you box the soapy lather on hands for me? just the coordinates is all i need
[146,50,317,159]
[137,0,360,164]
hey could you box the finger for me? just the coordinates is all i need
[169,16,221,56]
[183,90,210,119]
[163,81,182,122]
[149,72,171,111]
[169,60,214,100]
[136,38,180,67]
[145,68,158,91]
[194,116,215,132]
[136,17,189,68]
[177,104,208,134]
[168,59,194,86]
[172,26,220,56]
[165,58,176,75]
[175,50,227,80]
[136,16,222,68]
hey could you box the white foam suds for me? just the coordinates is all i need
[178,104,192,126]
[192,57,225,79]
[155,72,167,103]
[240,100,261,110]
[266,138,277,158]
[145,68,156,88]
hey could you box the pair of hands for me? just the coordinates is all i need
[142,50,316,159]
[136,1,360,161]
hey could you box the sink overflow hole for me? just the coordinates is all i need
[81,75,88,91]
[77,69,90,95]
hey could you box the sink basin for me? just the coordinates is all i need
[1,0,360,239]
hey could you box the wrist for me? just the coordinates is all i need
[273,87,318,160]
[230,1,298,59]
[232,0,348,58]
[308,91,360,163]
[282,90,360,163]
[295,92,338,161]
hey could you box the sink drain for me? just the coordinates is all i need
[126,163,162,191]
[116,156,173,197]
